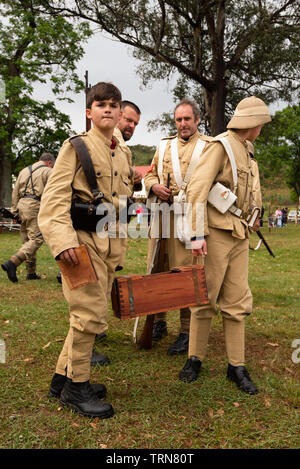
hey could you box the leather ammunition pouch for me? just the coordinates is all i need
[70,199,108,232]
[69,136,108,232]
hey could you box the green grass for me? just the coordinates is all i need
[0,223,299,449]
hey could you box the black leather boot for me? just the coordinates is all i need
[167,333,189,355]
[48,373,107,399]
[95,332,107,343]
[1,260,18,283]
[60,380,114,419]
[227,364,258,395]
[26,273,41,280]
[152,320,167,341]
[90,349,110,366]
[179,356,202,382]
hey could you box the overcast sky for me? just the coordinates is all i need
[48,31,177,147]
[34,30,286,148]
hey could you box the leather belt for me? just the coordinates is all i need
[20,194,40,201]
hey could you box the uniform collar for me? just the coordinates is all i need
[228,129,248,148]
[177,130,201,144]
[89,126,119,149]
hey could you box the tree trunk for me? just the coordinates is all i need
[210,78,227,136]
[0,142,12,208]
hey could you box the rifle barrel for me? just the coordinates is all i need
[257,230,275,257]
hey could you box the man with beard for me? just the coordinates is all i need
[144,99,211,355]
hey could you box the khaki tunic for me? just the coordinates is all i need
[113,127,133,271]
[250,158,262,210]
[38,126,133,382]
[188,130,255,240]
[144,131,212,332]
[10,162,52,272]
[187,130,262,365]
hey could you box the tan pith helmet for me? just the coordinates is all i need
[227,96,271,129]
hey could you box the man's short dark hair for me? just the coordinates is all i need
[86,82,122,109]
[121,100,141,115]
[174,98,200,121]
[39,153,55,164]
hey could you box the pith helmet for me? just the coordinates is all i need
[227,96,271,129]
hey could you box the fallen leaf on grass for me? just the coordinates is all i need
[264,400,271,407]
[217,409,224,416]
[233,402,240,407]
[124,332,132,336]
[90,422,98,429]
[285,367,293,373]
[54,338,64,342]
[42,342,51,349]
[72,423,80,428]
[208,408,214,418]
[267,343,279,347]
[99,444,107,449]
[23,358,33,362]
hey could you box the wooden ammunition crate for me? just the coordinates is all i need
[111,265,209,319]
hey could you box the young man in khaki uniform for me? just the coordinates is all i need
[38,82,135,419]
[179,96,271,394]
[91,101,142,362]
[1,153,55,282]
[144,99,211,355]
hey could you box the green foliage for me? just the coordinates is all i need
[129,144,156,166]
[255,105,300,199]
[44,0,300,134]
[0,0,92,205]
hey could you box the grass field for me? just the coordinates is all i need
[0,223,299,449]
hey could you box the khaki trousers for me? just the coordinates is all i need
[189,227,252,366]
[147,210,195,334]
[55,231,120,382]
[12,199,44,270]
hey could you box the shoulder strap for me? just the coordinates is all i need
[70,136,100,199]
[175,139,207,200]
[23,164,46,197]
[181,139,206,189]
[170,138,183,188]
[158,139,168,184]
[219,137,238,194]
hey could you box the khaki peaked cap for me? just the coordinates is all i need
[227,96,271,129]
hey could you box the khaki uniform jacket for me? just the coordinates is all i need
[11,161,52,215]
[113,127,133,166]
[144,130,212,199]
[250,158,262,211]
[38,127,133,259]
[187,130,257,240]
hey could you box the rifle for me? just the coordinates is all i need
[0,207,20,223]
[137,173,171,349]
[256,230,275,258]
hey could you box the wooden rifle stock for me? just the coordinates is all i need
[138,173,171,349]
